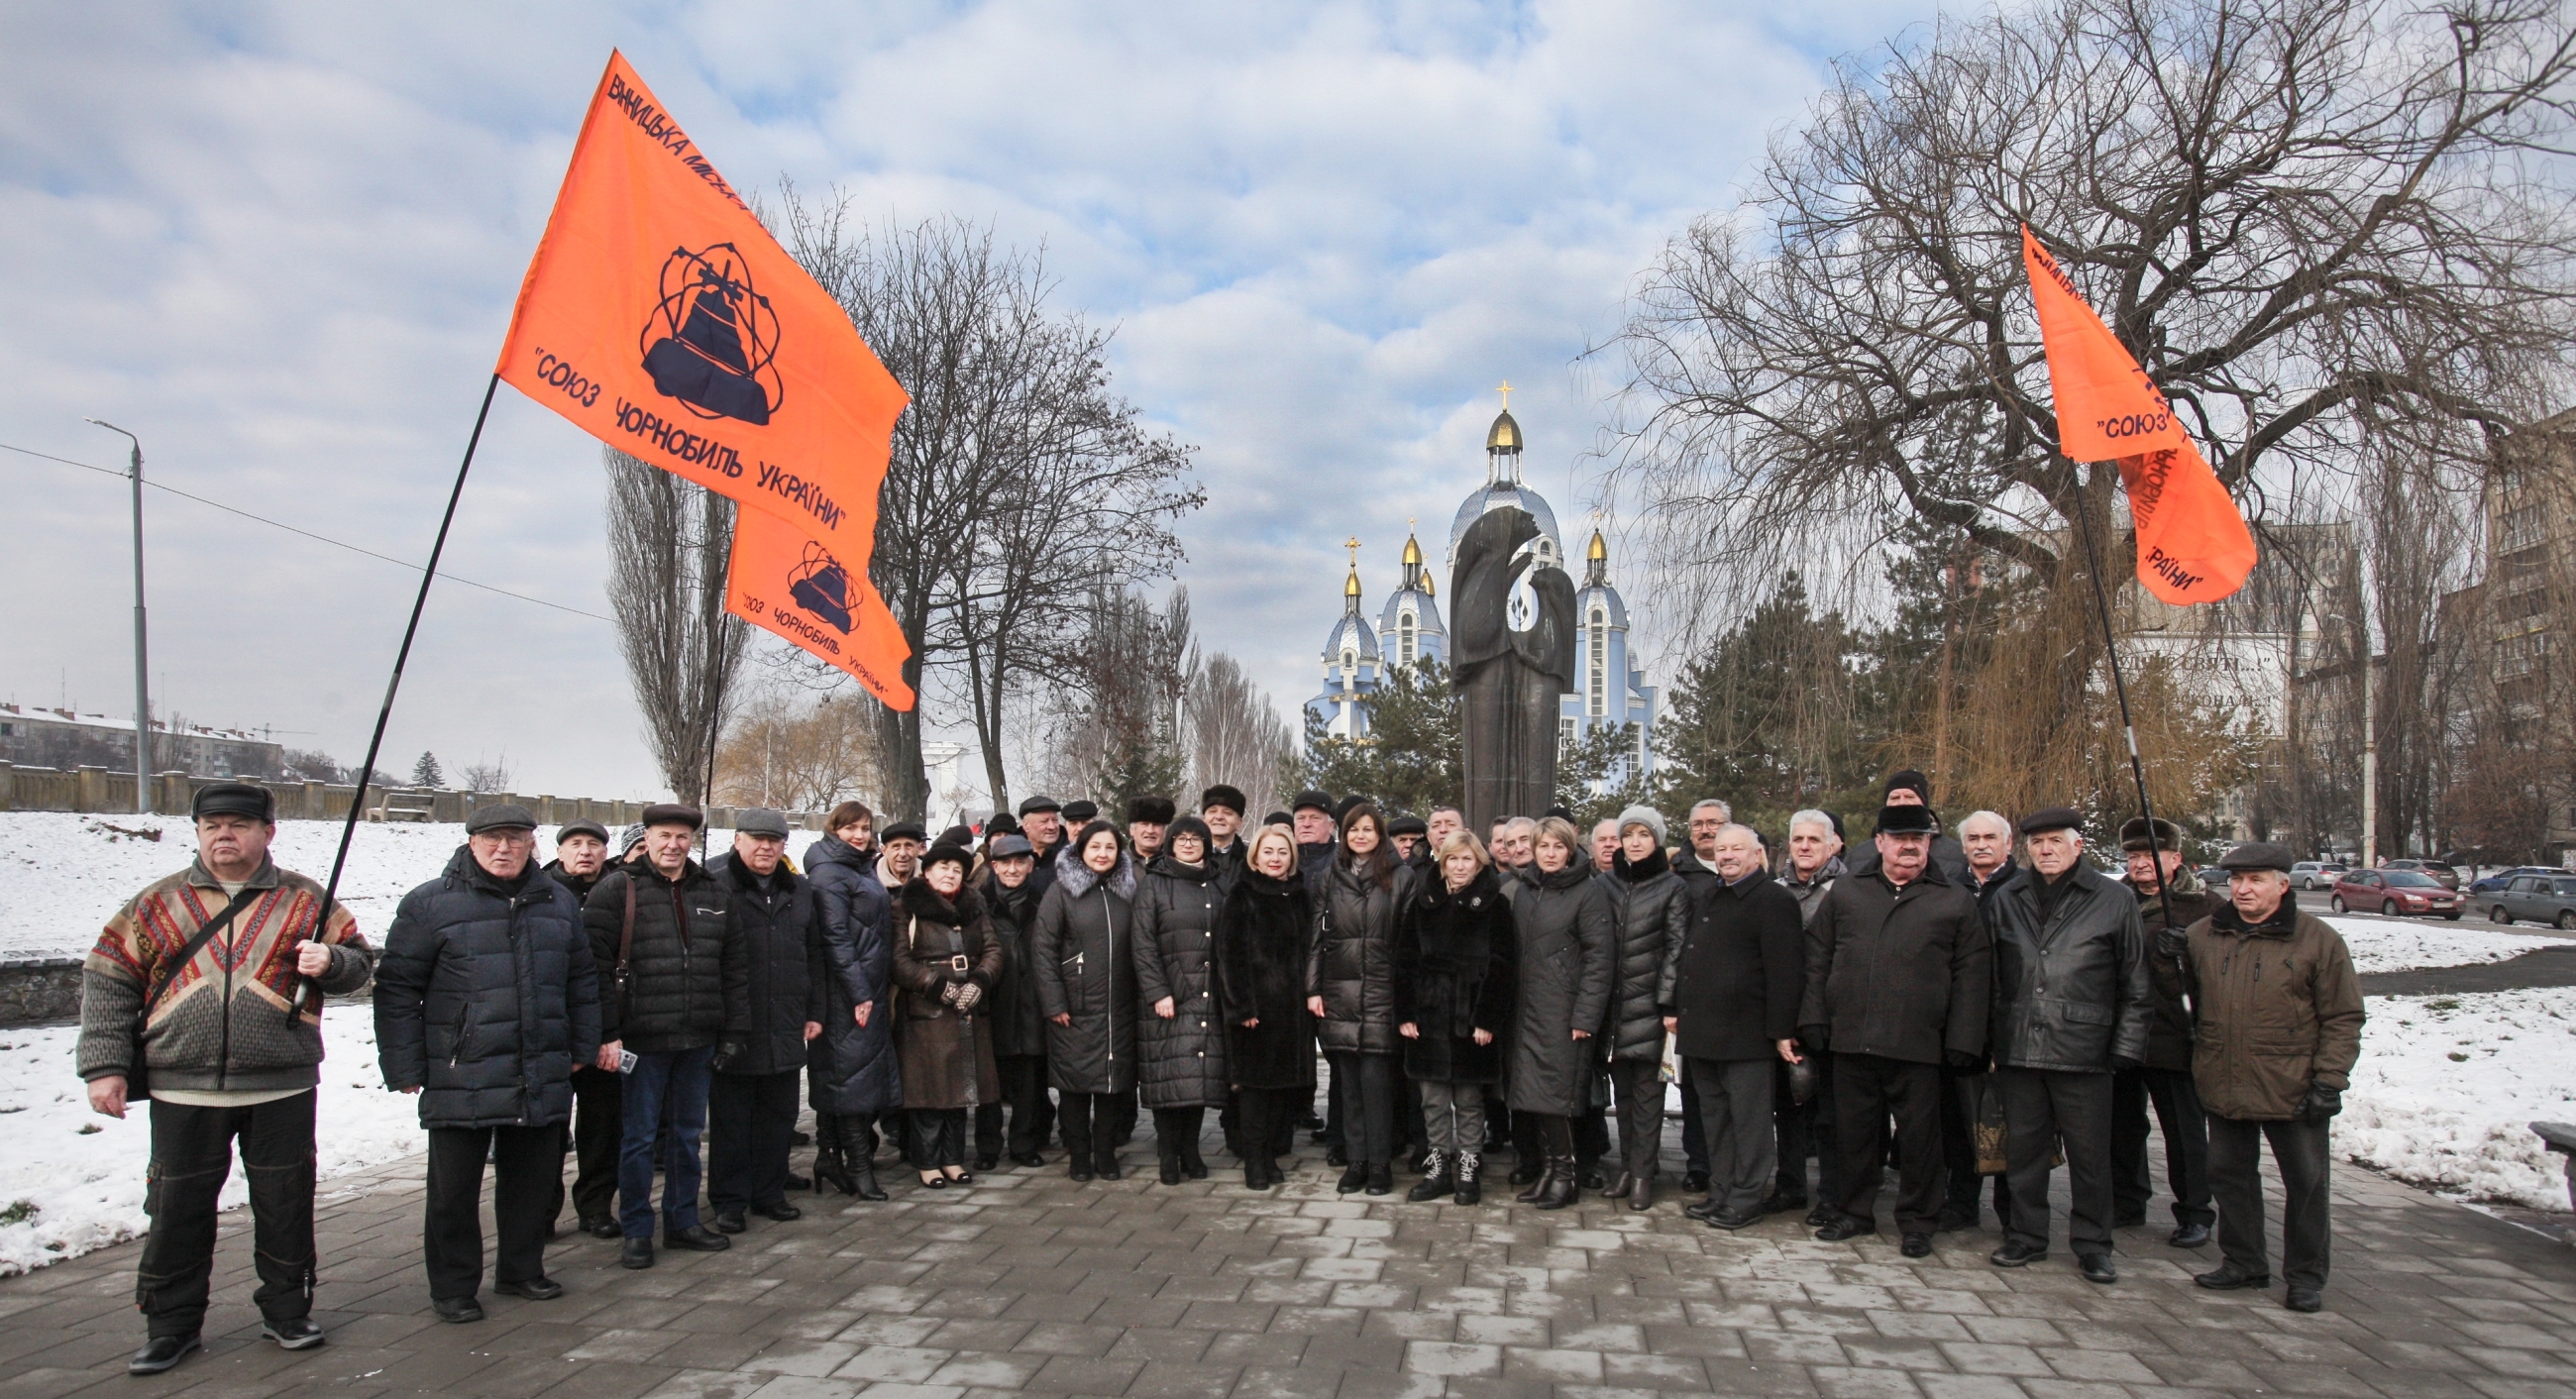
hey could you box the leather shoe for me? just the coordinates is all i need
[2112,1212,2148,1229]
[1683,1197,1725,1222]
[1628,1176,1654,1212]
[620,1238,655,1269]
[2284,1286,2322,1313]
[1603,1171,1634,1200]
[1681,1169,1710,1194]
[1364,1164,1394,1196]
[263,1316,327,1349]
[1934,1206,1978,1233]
[1813,1216,1876,1241]
[666,1224,731,1251]
[1338,1165,1367,1194]
[1900,1233,1932,1258]
[1096,1157,1124,1181]
[495,1276,565,1301]
[2168,1223,2211,1248]
[754,1200,803,1222]
[1989,1240,2048,1267]
[1012,1151,1046,1168]
[1704,1206,1760,1231]
[433,1295,484,1324]
[583,1216,621,1239]
[1802,1202,1838,1229]
[973,1154,1000,1173]
[2078,1252,2118,1284]
[713,1208,748,1235]
[128,1335,201,1374]
[2195,1262,2271,1290]
[1760,1190,1806,1216]
[784,1172,811,1191]
[1577,1165,1608,1192]
[1327,1146,1349,1168]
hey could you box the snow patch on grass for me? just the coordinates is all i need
[2339,987,2576,1211]
[2322,917,2573,975]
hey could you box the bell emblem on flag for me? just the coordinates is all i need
[789,541,855,633]
[641,243,781,425]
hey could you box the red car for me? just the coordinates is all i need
[2329,868,2464,919]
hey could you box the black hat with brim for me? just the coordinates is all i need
[1292,790,1335,814]
[1873,804,1940,836]
[2218,841,2296,873]
[879,821,928,845]
[641,803,703,830]
[2019,807,2085,837]
[1062,801,1100,824]
[1017,794,1062,816]
[920,843,973,876]
[1388,814,1429,836]
[557,818,611,845]
[465,803,538,834]
[192,781,273,823]
[1200,785,1247,815]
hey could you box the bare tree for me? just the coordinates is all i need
[458,754,513,794]
[1183,652,1296,819]
[714,685,884,812]
[606,448,750,806]
[1036,584,1195,809]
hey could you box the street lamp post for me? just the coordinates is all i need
[85,419,151,815]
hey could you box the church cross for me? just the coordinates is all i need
[1344,535,1360,566]
[1497,381,1512,408]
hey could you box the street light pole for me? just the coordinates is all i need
[2361,646,2378,869]
[85,419,151,815]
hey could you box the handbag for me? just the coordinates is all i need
[129,888,263,1098]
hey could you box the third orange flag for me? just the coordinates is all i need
[725,508,915,710]
[2022,225,2256,604]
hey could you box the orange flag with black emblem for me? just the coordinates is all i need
[496,52,913,705]
[725,507,915,709]
[2022,225,2256,604]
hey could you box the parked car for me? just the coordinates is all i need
[2291,861,2347,892]
[2383,858,2460,891]
[2194,866,2229,889]
[2469,866,2561,896]
[2484,874,2576,930]
[2329,869,2464,919]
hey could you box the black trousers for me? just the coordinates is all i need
[1609,1058,1665,1181]
[1531,1112,1574,1159]
[1324,1063,1347,1151]
[1153,1107,1206,1161]
[424,1123,557,1301]
[1779,1053,1843,1202]
[708,1068,802,1212]
[1398,1073,1427,1158]
[1575,1098,1610,1169]
[567,1065,623,1224]
[911,1108,967,1168]
[1831,1053,1944,1235]
[1326,1051,1400,1168]
[1056,1092,1122,1170]
[1679,1060,1708,1176]
[2113,1067,2213,1227]
[1236,1088,1292,1166]
[138,1092,317,1339]
[2208,1115,2333,1289]
[995,1055,1051,1157]
[1689,1056,1777,1213]
[1994,1066,2115,1254]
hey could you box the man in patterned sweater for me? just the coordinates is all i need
[76,782,373,1375]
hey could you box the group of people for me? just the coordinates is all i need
[75,767,2366,1376]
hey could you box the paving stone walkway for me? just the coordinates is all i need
[2,1130,2571,1399]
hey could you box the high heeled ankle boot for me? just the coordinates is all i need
[1534,1152,1580,1210]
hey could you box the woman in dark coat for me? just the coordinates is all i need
[805,803,897,1201]
[1032,820,1137,1181]
[1307,802,1411,1196]
[1391,831,1516,1204]
[890,844,1003,1187]
[1132,816,1229,1184]
[1599,807,1689,1209]
[975,835,1052,1168]
[1217,824,1317,1190]
[1508,815,1617,1210]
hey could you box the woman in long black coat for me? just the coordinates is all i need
[1391,831,1515,1204]
[890,844,1004,1188]
[805,804,897,1201]
[975,836,1052,1167]
[1508,815,1617,1210]
[1132,816,1228,1184]
[1216,824,1316,1191]
[1308,802,1412,1196]
[1032,820,1137,1181]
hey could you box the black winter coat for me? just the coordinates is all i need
[1507,863,1616,1117]
[805,834,900,1116]
[584,859,729,1054]
[978,870,1049,1059]
[1216,865,1317,1091]
[1799,867,1990,1066]
[889,879,1002,1109]
[376,848,599,1130]
[1309,856,1410,1055]
[1659,872,1803,1062]
[2135,873,2219,1071]
[540,859,604,908]
[1131,857,1230,1108]
[707,852,826,1077]
[1390,866,1516,1083]
[1846,832,1974,886]
[1032,848,1137,1095]
[1986,863,2153,1074]
[1599,848,1688,1061]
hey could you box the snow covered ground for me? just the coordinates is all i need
[2337,987,2576,1211]
[2322,915,2576,973]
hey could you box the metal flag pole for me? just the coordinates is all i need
[2066,462,2191,1010]
[293,373,502,1009]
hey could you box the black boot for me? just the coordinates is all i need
[1535,1152,1580,1210]
[1510,1154,1546,1187]
[1516,1158,1556,1204]
[1159,1141,1184,1186]
[843,1119,888,1201]
[1407,1150,1452,1203]
[812,1133,855,1196]
[1452,1151,1483,1205]
[1180,1138,1209,1180]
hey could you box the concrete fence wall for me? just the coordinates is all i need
[0,762,835,832]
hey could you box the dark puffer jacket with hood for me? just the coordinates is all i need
[1598,846,1688,1061]
[1032,845,1138,1094]
[805,833,900,1117]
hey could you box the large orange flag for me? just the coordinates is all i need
[2022,226,2256,604]
[497,52,914,704]
[725,508,914,709]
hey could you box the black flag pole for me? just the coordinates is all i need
[291,372,503,1010]
[2066,462,2192,1014]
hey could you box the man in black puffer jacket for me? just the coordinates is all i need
[584,804,732,1269]
[376,805,599,1322]
[540,818,619,1237]
[705,808,825,1235]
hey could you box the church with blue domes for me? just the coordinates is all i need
[1306,396,1658,791]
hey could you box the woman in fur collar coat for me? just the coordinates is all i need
[1032,820,1138,1180]
[890,844,1002,1187]
[1217,823,1318,1189]
[1391,832,1516,1203]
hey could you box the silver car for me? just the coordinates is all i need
[2486,874,2576,930]
[2291,861,2346,892]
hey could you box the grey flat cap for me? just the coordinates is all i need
[734,807,791,838]
[465,802,538,834]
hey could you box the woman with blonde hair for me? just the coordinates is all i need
[1508,816,1616,1210]
[1216,824,1316,1189]
[1391,830,1517,1204]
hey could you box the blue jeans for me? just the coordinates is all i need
[619,1045,712,1238]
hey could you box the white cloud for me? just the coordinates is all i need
[0,0,1921,802]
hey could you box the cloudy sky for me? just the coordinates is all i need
[0,0,1929,803]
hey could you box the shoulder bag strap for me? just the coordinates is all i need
[140,887,263,1018]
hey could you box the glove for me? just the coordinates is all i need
[938,981,964,1007]
[1945,1050,1984,1072]
[2107,1055,2142,1073]
[1798,1025,1829,1055]
[2154,928,2189,960]
[951,982,983,1016]
[711,1040,741,1072]
[2298,1082,2342,1123]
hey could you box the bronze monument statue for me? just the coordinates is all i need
[1450,503,1577,833]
